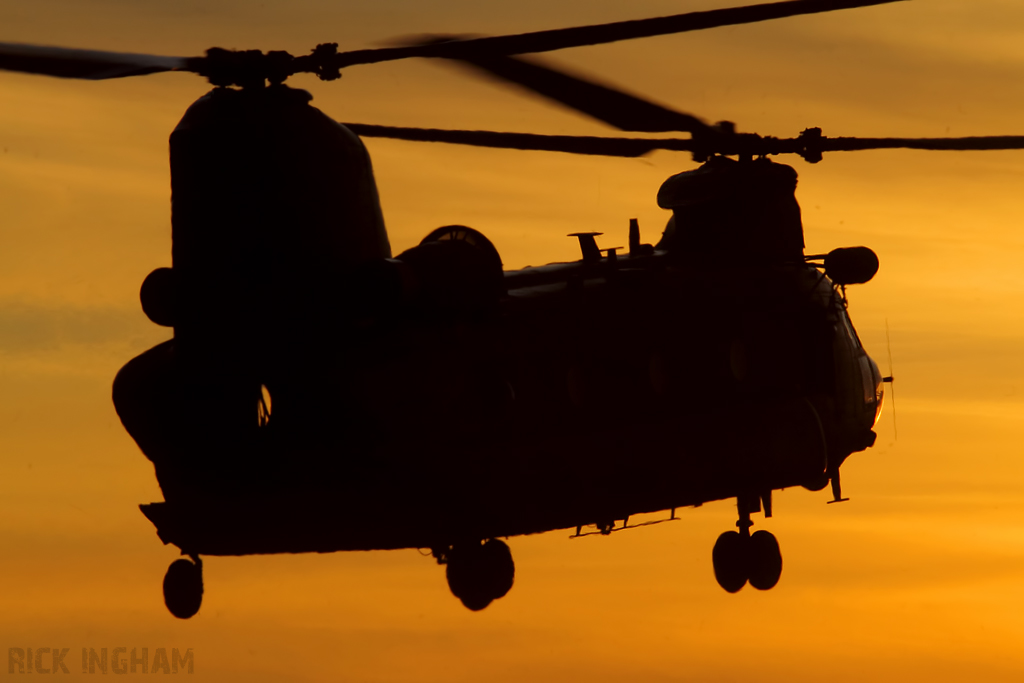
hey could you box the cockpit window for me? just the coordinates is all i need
[837,308,862,350]
[858,356,875,405]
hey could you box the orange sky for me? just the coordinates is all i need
[3,0,1024,680]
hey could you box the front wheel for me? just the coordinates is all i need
[747,530,783,590]
[712,531,748,593]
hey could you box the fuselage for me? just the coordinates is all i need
[131,248,882,555]
[115,85,882,556]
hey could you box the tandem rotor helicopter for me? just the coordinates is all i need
[4,0,1024,618]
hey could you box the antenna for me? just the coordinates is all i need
[882,319,896,440]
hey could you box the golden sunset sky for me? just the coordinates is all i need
[3,0,1024,680]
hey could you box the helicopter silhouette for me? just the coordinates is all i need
[4,0,1024,618]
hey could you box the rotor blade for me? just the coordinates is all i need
[0,42,188,80]
[333,0,906,67]
[439,52,714,135]
[346,124,1024,161]
[818,136,1024,152]
[777,133,1024,159]
[344,123,693,157]
[0,0,903,84]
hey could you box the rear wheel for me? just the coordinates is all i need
[163,557,203,619]
[446,539,515,611]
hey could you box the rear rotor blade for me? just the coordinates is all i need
[0,42,188,80]
[0,0,904,85]
[333,0,906,67]
[438,52,714,135]
[344,123,692,157]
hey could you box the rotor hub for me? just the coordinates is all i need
[190,43,343,88]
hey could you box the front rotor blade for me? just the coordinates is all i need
[334,0,905,67]
[346,124,1024,161]
[344,123,693,157]
[818,136,1024,152]
[768,132,1024,160]
[441,53,713,135]
[0,43,188,80]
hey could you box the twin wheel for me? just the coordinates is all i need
[712,529,783,593]
[443,539,516,611]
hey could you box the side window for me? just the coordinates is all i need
[837,309,862,350]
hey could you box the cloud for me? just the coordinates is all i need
[0,301,153,354]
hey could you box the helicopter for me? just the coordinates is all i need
[3,0,1024,619]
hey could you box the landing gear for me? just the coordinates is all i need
[712,494,783,593]
[163,556,203,619]
[442,539,515,611]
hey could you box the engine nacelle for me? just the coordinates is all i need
[395,226,504,315]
